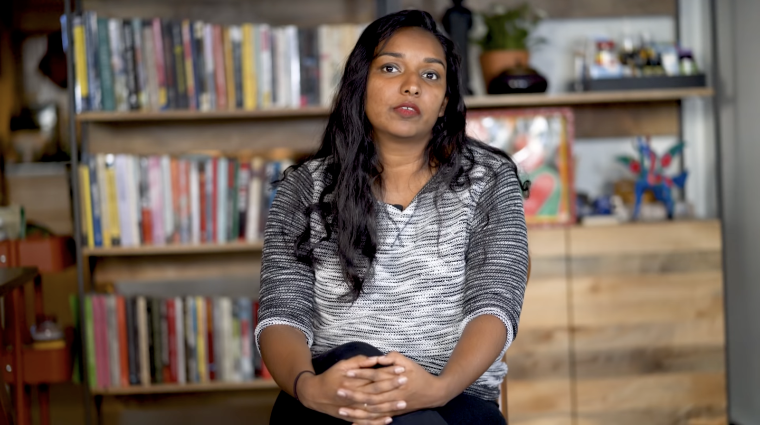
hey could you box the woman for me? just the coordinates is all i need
[255,9,529,425]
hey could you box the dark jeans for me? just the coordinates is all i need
[270,342,507,425]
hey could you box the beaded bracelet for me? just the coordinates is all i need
[294,370,316,402]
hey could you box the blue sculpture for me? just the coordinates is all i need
[616,136,688,220]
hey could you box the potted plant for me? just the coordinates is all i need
[476,3,545,87]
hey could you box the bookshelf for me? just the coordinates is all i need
[91,379,279,396]
[62,0,717,424]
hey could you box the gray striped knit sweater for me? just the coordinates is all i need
[254,145,529,401]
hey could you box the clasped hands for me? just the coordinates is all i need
[298,352,450,425]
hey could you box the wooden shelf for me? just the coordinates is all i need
[76,87,714,123]
[83,241,264,257]
[90,379,279,395]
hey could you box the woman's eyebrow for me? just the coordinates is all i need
[376,52,446,69]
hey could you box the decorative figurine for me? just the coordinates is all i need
[617,136,688,220]
[442,0,473,94]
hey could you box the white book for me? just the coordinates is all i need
[257,24,273,109]
[108,18,128,111]
[114,155,132,247]
[175,297,186,384]
[217,157,228,244]
[286,25,301,108]
[245,157,264,242]
[318,25,330,106]
[161,155,174,243]
[239,298,253,381]
[219,297,235,382]
[189,159,200,244]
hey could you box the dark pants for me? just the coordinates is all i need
[270,342,507,425]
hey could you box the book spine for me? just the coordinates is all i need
[299,27,320,107]
[203,24,216,110]
[287,26,300,108]
[105,155,121,246]
[72,15,89,112]
[229,158,238,241]
[231,299,241,382]
[137,296,150,386]
[177,159,190,244]
[84,295,97,388]
[212,24,227,110]
[175,297,186,384]
[116,296,130,387]
[148,157,164,245]
[121,20,140,110]
[241,24,254,110]
[95,154,111,248]
[88,155,104,247]
[132,19,148,110]
[162,20,177,109]
[172,21,188,109]
[182,20,197,110]
[199,160,208,243]
[150,298,163,384]
[84,11,101,111]
[106,295,120,387]
[239,298,253,381]
[161,155,175,243]
[193,22,208,111]
[138,157,152,245]
[167,299,177,383]
[213,298,224,381]
[230,26,244,110]
[94,296,110,387]
[196,297,207,383]
[237,161,250,240]
[209,158,217,243]
[109,19,128,111]
[216,158,227,244]
[151,19,168,110]
[220,297,232,381]
[223,26,236,110]
[185,296,197,383]
[114,155,131,247]
[79,163,94,247]
[160,300,170,383]
[97,18,115,111]
[142,22,159,110]
[125,296,140,385]
[206,297,215,381]
[258,25,272,109]
[189,159,201,244]
[245,157,264,242]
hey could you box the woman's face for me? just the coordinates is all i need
[365,27,448,145]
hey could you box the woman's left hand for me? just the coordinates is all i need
[336,352,452,424]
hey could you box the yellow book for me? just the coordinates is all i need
[79,164,95,248]
[196,296,208,383]
[241,24,256,110]
[223,26,236,110]
[73,18,89,109]
[105,155,121,246]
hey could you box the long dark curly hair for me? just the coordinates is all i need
[289,9,528,299]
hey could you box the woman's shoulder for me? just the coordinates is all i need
[464,139,519,182]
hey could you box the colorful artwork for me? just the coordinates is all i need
[467,108,575,226]
[616,136,688,219]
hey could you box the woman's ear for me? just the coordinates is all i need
[438,97,448,117]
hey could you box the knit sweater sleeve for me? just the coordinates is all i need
[254,165,316,351]
[463,161,529,360]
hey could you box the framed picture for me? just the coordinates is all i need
[467,107,575,226]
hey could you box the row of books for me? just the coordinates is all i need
[84,294,267,389]
[78,153,293,249]
[69,12,366,113]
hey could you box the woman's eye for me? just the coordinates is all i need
[423,72,440,80]
[382,65,399,73]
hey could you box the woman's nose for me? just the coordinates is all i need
[401,75,421,96]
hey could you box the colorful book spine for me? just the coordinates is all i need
[171,21,188,109]
[151,19,168,110]
[182,20,197,110]
[223,26,236,110]
[72,15,89,112]
[116,296,130,387]
[122,20,140,110]
[84,11,101,111]
[96,17,115,111]
[132,19,148,110]
[212,25,227,110]
[84,296,97,388]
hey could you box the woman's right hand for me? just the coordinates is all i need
[298,355,407,424]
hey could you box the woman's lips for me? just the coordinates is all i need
[393,102,420,117]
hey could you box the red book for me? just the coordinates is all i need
[167,299,178,383]
[206,297,216,381]
[199,162,207,243]
[170,158,181,244]
[212,25,227,110]
[116,296,130,387]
